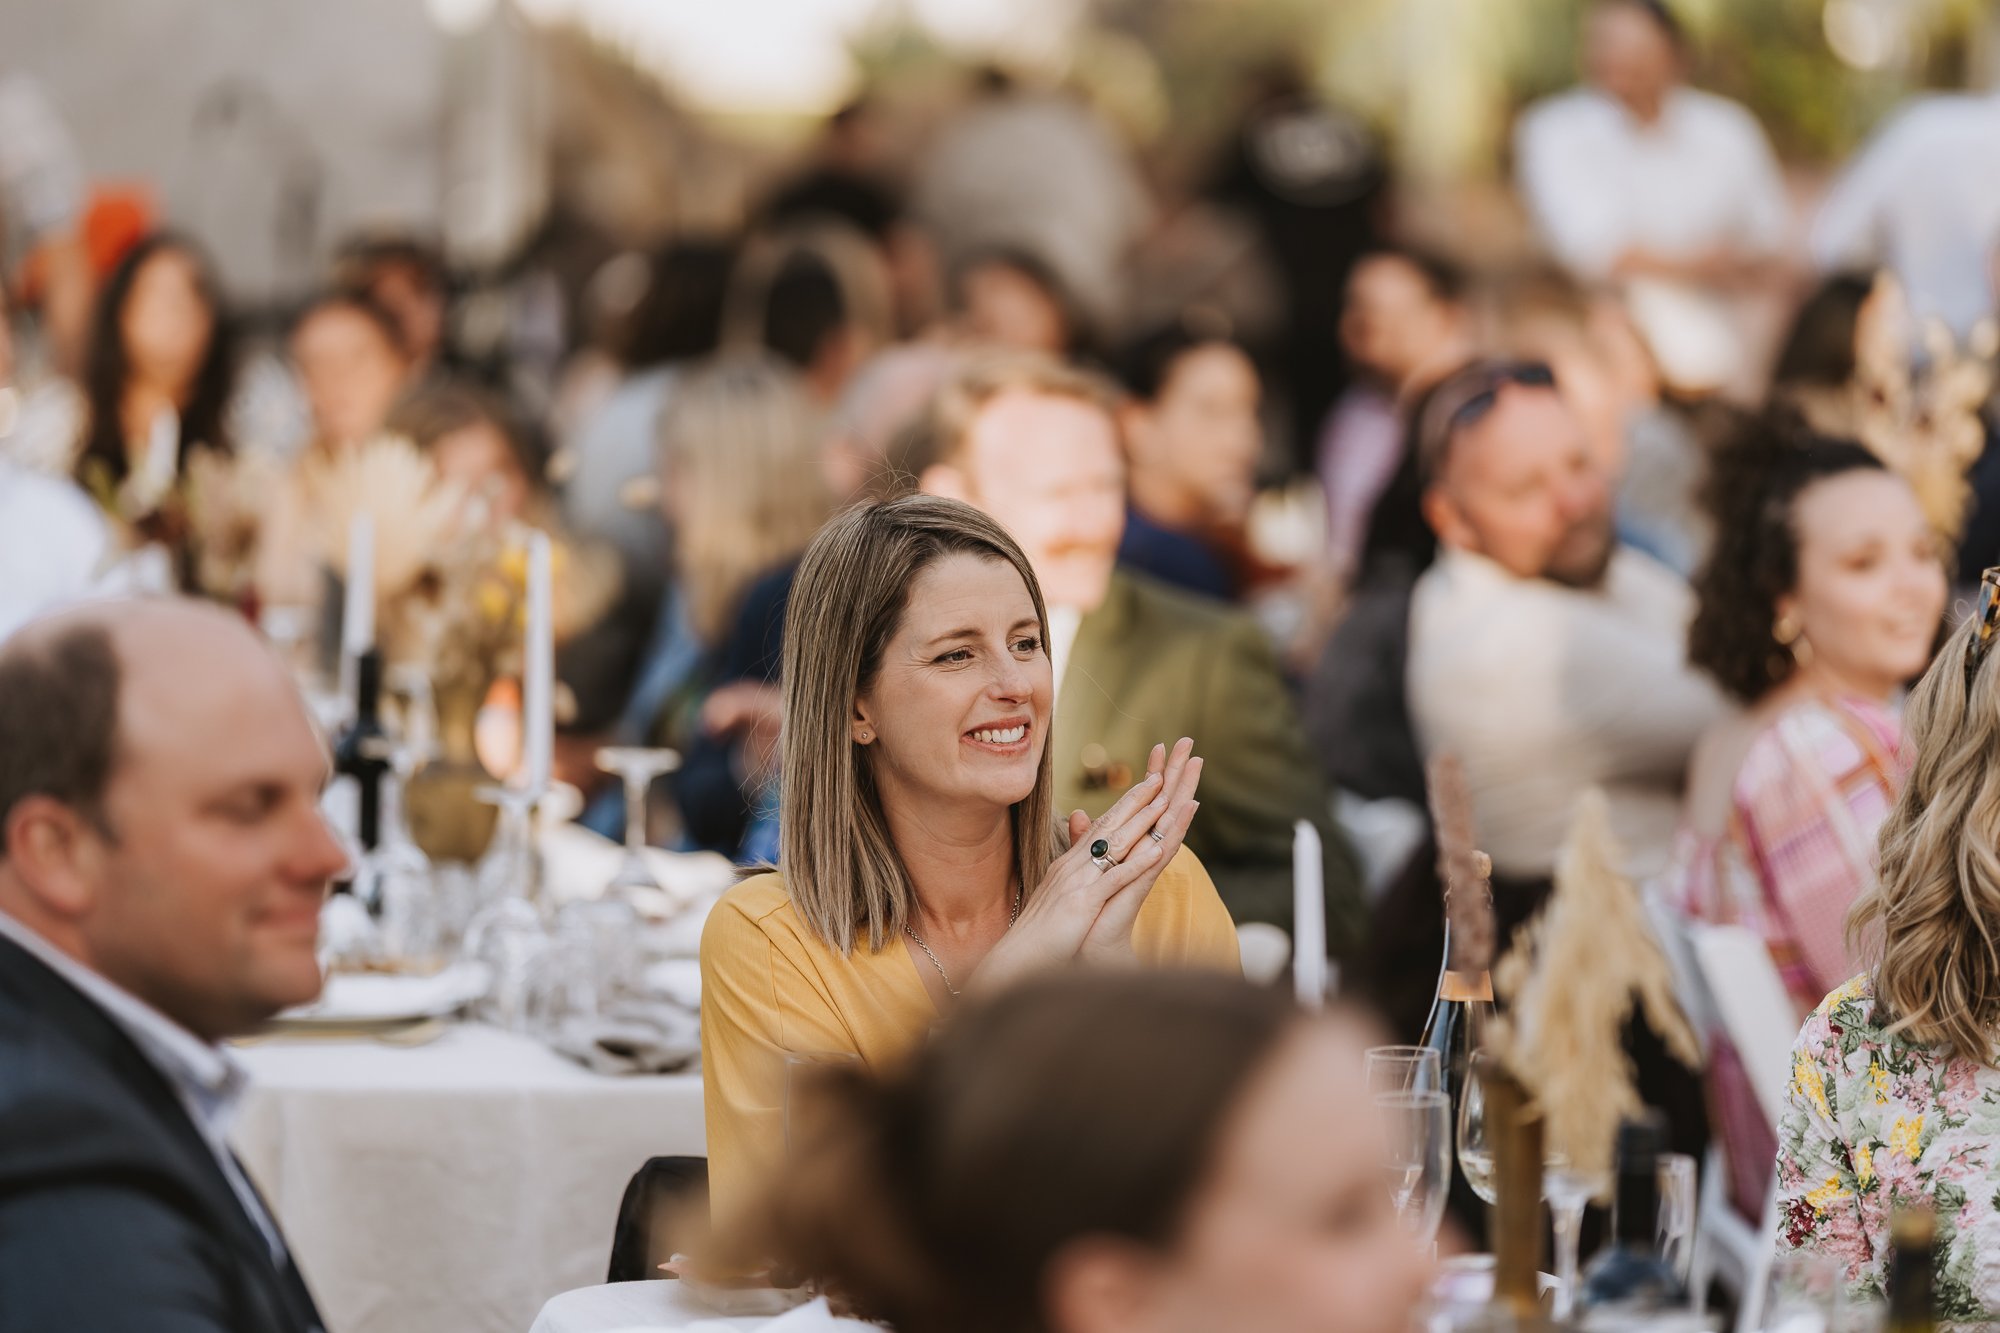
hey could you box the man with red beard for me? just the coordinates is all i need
[1407,360,1726,883]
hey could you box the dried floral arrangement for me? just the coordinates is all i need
[1785,272,1997,544]
[1488,789,1699,1185]
[296,434,620,700]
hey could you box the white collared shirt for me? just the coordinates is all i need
[1047,604,1083,706]
[1515,86,1790,278]
[1406,547,1729,882]
[0,908,285,1261]
[1811,92,2000,337]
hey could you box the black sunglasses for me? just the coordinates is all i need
[1415,361,1558,480]
[1967,566,2000,695]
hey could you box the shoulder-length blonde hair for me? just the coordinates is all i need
[660,352,832,642]
[1853,614,2000,1061]
[781,495,1062,955]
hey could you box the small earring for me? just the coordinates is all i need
[857,730,872,742]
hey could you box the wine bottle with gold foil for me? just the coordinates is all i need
[1419,915,1494,1113]
[1888,1205,1938,1333]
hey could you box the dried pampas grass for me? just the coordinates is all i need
[301,434,467,602]
[1489,789,1698,1184]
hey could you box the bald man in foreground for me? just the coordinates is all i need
[0,599,345,1332]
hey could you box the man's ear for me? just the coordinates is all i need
[2,796,106,919]
[1420,484,1469,553]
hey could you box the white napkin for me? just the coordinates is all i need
[286,962,491,1022]
[548,999,700,1076]
[539,822,738,917]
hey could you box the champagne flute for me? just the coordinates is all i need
[1377,1089,1451,1248]
[593,746,682,897]
[1456,1050,1497,1205]
[1367,1045,1443,1097]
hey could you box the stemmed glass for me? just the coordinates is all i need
[1456,1050,1500,1205]
[1377,1089,1452,1247]
[1543,1148,1606,1321]
[461,785,550,1031]
[367,667,440,966]
[1657,1152,1697,1287]
[593,746,682,897]
[1367,1046,1443,1096]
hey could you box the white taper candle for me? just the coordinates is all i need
[523,531,553,793]
[343,512,375,657]
[1292,819,1328,1009]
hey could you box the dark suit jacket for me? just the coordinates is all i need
[1055,570,1365,951]
[0,934,324,1333]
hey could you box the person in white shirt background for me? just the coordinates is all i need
[1810,89,2000,339]
[1405,359,1728,883]
[1514,0,1792,399]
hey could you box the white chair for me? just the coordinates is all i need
[1685,922,1798,1333]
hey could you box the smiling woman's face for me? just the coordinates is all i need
[854,551,1052,822]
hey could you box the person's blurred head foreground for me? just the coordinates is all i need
[758,969,1430,1333]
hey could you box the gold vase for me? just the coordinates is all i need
[404,681,500,864]
[1486,1064,1547,1317]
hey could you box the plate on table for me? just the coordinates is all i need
[270,961,491,1031]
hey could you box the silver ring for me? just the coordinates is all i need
[1089,837,1115,873]
[1148,829,1166,844]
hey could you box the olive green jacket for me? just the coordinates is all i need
[1053,571,1365,954]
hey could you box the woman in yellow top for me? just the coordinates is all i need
[700,494,1240,1227]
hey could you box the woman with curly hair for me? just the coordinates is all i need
[1774,584,2000,1318]
[1665,415,1946,1209]
[1672,419,1945,1005]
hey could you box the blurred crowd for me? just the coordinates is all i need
[6,0,2000,1313]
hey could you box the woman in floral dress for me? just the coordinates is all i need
[1776,582,2000,1320]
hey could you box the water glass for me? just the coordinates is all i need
[1376,1089,1452,1247]
[1367,1045,1443,1096]
[1762,1251,1843,1333]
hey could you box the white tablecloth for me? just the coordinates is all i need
[531,1283,874,1333]
[233,1023,705,1333]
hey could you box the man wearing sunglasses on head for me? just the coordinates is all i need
[1405,359,1727,884]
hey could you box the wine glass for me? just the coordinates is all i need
[1456,1050,1498,1205]
[1543,1147,1607,1321]
[368,667,440,966]
[1377,1089,1451,1248]
[594,746,682,897]
[1367,1045,1443,1096]
[1657,1152,1698,1287]
[461,786,549,1031]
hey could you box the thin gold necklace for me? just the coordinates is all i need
[905,880,1023,998]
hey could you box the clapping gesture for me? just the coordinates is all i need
[973,738,1202,990]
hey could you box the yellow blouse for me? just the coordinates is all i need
[698,849,1241,1229]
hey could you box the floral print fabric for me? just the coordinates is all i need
[1776,974,2000,1324]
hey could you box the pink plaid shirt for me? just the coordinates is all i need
[1672,694,1903,1011]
